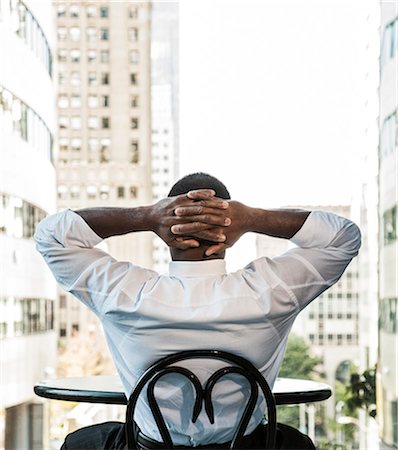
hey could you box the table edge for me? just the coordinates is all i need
[34,385,331,405]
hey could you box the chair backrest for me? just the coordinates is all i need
[125,350,277,449]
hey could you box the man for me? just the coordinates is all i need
[35,172,361,449]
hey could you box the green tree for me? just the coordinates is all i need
[344,366,376,418]
[277,334,322,428]
[279,334,322,379]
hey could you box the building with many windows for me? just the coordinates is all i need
[151,2,179,274]
[378,4,397,449]
[54,1,152,346]
[0,0,57,448]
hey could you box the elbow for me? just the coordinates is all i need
[348,222,362,256]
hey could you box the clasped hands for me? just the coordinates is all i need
[152,189,249,256]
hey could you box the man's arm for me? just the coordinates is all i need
[34,190,231,312]
[171,199,361,310]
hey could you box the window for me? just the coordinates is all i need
[130,73,138,85]
[88,116,99,129]
[69,27,80,41]
[381,19,398,71]
[100,50,110,63]
[87,185,97,198]
[59,138,68,151]
[100,95,109,107]
[100,28,109,40]
[380,112,397,160]
[58,185,67,199]
[100,6,109,17]
[60,295,67,309]
[129,28,138,41]
[130,186,138,198]
[337,334,343,345]
[100,138,111,162]
[88,72,97,85]
[87,27,97,41]
[70,49,80,63]
[100,185,110,199]
[58,72,67,85]
[130,95,138,108]
[130,140,139,163]
[70,71,81,86]
[101,73,110,85]
[58,96,69,109]
[57,4,66,17]
[70,186,80,199]
[70,116,81,129]
[58,49,67,62]
[86,5,96,18]
[0,87,53,161]
[117,186,125,198]
[88,95,99,108]
[131,118,138,129]
[101,117,110,129]
[8,1,52,76]
[129,50,139,64]
[57,27,67,40]
[70,95,81,108]
[88,138,99,162]
[59,116,69,129]
[71,138,81,151]
[70,4,79,18]
[87,50,97,63]
[129,6,138,19]
[383,205,397,245]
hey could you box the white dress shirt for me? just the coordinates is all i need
[35,209,361,446]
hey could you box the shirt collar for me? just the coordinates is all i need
[169,259,227,278]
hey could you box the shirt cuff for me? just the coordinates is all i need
[290,210,342,249]
[64,209,103,247]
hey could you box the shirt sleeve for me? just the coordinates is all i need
[34,209,155,314]
[251,210,361,311]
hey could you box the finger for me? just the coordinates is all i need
[171,220,229,234]
[174,238,200,249]
[174,203,228,216]
[186,189,216,200]
[174,213,232,227]
[188,229,227,242]
[205,243,227,256]
[175,213,231,227]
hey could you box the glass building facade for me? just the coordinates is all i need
[378,4,398,449]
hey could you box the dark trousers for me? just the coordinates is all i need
[60,421,316,450]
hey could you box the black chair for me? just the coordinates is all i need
[125,350,277,449]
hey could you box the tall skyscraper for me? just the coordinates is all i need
[151,2,179,274]
[378,4,397,448]
[54,1,153,346]
[0,0,57,448]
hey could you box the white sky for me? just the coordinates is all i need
[178,0,380,268]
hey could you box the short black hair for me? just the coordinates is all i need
[168,172,231,199]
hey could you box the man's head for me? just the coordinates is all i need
[168,172,231,200]
[168,173,230,261]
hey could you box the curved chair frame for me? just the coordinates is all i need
[125,350,277,449]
